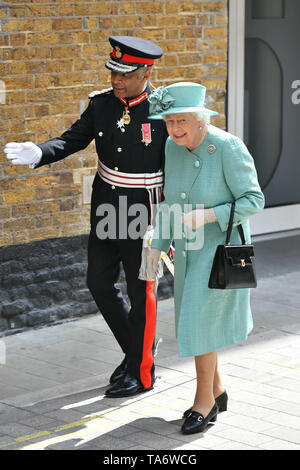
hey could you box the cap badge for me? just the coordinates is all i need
[114,46,123,59]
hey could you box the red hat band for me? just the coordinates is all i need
[111,47,155,66]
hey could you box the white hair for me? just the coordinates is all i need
[191,110,211,124]
[163,109,211,124]
[137,65,153,79]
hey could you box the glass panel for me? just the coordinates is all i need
[252,0,284,19]
[244,38,282,192]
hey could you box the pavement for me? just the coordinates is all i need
[0,231,300,451]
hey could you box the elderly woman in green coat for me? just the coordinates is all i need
[146,82,264,434]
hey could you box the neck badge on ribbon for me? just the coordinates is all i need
[117,91,149,133]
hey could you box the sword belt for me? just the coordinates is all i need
[97,159,164,223]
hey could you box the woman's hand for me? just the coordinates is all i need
[182,208,217,229]
[146,248,161,280]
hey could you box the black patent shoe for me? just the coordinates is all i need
[182,390,228,419]
[181,403,218,435]
[109,358,128,385]
[105,373,153,398]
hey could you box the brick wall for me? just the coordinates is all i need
[0,0,228,248]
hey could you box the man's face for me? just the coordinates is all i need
[111,68,150,99]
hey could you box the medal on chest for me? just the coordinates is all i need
[117,109,130,133]
[122,109,131,125]
[141,123,152,146]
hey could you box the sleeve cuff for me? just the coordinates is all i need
[213,204,231,232]
[151,238,172,253]
[214,203,244,232]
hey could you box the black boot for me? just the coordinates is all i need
[105,373,154,398]
[109,358,128,385]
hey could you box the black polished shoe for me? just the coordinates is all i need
[182,390,228,419]
[109,358,128,385]
[105,373,154,398]
[181,403,218,435]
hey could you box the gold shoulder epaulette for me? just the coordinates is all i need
[88,88,113,99]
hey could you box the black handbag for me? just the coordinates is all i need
[208,202,257,289]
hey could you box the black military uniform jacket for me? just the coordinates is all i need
[37,86,168,220]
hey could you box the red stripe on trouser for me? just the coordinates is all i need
[140,280,156,389]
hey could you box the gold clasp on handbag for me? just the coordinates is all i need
[240,259,246,267]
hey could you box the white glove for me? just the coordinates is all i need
[146,248,161,280]
[182,208,217,229]
[143,225,154,249]
[4,142,42,168]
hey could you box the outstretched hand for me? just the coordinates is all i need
[4,142,42,166]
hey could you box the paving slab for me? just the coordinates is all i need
[0,233,300,451]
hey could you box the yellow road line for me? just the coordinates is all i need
[15,430,51,443]
[0,412,106,449]
[2,361,300,449]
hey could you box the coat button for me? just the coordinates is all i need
[194,160,200,168]
[117,147,122,152]
[98,131,103,137]
[181,192,186,199]
[111,185,115,189]
[114,167,118,171]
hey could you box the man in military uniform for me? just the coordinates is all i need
[4,36,168,397]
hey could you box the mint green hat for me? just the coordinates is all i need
[148,82,218,119]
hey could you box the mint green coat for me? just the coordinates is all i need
[152,126,265,357]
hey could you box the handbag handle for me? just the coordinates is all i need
[225,202,247,245]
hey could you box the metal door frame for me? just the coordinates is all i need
[228,0,300,235]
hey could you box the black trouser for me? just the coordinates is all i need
[87,232,156,388]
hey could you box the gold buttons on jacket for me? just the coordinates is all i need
[114,167,119,171]
[98,131,103,137]
[194,160,200,168]
[117,147,122,152]
[111,185,115,190]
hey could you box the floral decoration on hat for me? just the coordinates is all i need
[148,87,176,114]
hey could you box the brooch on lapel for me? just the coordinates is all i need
[207,144,216,154]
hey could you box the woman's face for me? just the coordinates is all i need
[164,113,204,151]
